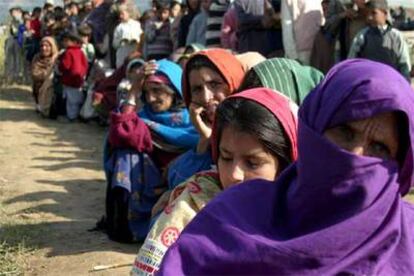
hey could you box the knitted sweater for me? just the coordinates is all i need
[58,45,88,88]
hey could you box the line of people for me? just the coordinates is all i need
[3,0,414,274]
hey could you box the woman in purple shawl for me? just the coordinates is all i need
[158,59,414,275]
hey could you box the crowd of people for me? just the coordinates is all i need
[3,0,414,274]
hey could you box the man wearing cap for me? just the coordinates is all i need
[348,0,411,81]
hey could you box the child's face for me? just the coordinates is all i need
[11,9,22,20]
[218,126,279,190]
[33,11,41,19]
[158,8,170,22]
[170,4,181,18]
[24,19,31,29]
[201,0,213,11]
[63,38,76,48]
[119,10,129,22]
[81,35,89,44]
[321,1,329,18]
[23,14,31,21]
[353,0,366,10]
[367,8,387,26]
[70,6,79,15]
[46,18,55,27]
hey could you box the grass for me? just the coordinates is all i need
[0,241,30,276]
[0,201,36,276]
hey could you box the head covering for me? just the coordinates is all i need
[158,59,414,275]
[367,0,388,10]
[139,59,198,150]
[211,88,298,162]
[235,52,266,72]
[125,58,145,74]
[252,58,324,105]
[182,48,245,107]
[39,36,58,60]
[185,43,206,53]
[149,59,183,98]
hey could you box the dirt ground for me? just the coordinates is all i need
[0,85,137,275]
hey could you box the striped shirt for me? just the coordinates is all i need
[144,19,173,59]
[206,0,229,47]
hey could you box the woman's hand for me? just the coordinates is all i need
[127,60,159,103]
[189,102,212,154]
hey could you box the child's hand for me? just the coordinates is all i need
[143,60,158,76]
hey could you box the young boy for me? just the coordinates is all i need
[348,0,411,81]
[144,0,173,60]
[112,4,142,68]
[5,7,23,84]
[58,32,89,121]
[78,24,95,65]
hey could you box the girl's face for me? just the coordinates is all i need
[188,67,230,125]
[119,10,129,22]
[170,4,181,18]
[187,0,199,11]
[218,126,280,189]
[40,41,52,57]
[144,82,175,113]
[158,8,170,22]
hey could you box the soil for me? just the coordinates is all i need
[0,85,138,275]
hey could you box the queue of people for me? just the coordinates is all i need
[3,0,414,274]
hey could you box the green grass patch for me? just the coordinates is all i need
[0,202,37,276]
[0,240,31,276]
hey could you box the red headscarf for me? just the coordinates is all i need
[211,88,299,162]
[182,48,246,107]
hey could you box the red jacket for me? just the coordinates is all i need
[30,19,41,39]
[59,45,88,88]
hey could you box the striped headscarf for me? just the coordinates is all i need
[253,58,324,105]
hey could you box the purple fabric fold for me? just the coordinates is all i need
[157,59,414,275]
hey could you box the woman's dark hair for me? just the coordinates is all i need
[238,69,263,92]
[215,97,293,172]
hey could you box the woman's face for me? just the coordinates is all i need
[40,41,52,57]
[218,126,280,189]
[188,67,230,125]
[187,0,199,11]
[170,4,181,18]
[144,82,175,113]
[324,112,400,161]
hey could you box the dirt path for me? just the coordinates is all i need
[0,85,137,275]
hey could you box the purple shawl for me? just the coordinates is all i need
[158,59,414,275]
